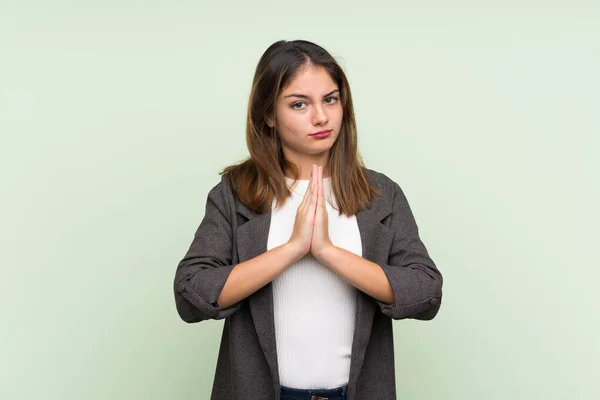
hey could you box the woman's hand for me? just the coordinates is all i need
[310,165,334,260]
[287,164,318,258]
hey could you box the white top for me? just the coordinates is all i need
[268,176,363,389]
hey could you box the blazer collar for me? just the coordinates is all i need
[233,172,393,400]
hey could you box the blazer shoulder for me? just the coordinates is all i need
[363,167,399,193]
[204,174,226,198]
[207,172,235,194]
[202,173,237,214]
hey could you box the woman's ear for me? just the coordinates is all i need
[265,115,275,128]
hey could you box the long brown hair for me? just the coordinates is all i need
[220,39,381,216]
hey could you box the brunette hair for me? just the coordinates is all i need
[220,39,380,216]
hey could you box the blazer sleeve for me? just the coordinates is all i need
[173,179,242,323]
[375,181,443,320]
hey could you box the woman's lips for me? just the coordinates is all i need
[310,129,332,139]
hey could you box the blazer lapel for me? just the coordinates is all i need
[233,178,394,396]
[347,195,394,399]
[234,201,280,389]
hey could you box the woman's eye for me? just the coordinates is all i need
[291,97,338,110]
[291,102,306,110]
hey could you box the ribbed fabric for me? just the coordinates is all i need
[267,176,362,389]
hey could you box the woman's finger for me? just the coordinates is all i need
[298,164,314,211]
[309,166,318,213]
[316,173,322,213]
[317,165,323,206]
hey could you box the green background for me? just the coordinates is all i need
[1,1,598,399]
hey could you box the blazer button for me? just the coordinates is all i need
[430,298,439,306]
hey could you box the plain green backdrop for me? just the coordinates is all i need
[1,1,598,399]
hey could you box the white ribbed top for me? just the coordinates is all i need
[267,176,362,389]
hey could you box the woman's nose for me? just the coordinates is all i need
[311,104,328,125]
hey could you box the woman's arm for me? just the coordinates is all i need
[173,179,304,323]
[217,241,303,309]
[374,181,443,320]
[317,180,442,321]
[316,246,395,305]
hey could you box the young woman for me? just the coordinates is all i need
[174,40,443,400]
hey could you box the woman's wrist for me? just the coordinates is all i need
[283,240,307,262]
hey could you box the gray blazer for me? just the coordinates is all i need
[174,168,443,400]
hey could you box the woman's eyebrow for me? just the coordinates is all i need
[284,89,340,99]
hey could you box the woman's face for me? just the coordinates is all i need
[267,65,343,161]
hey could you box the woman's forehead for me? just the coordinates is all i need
[281,67,338,97]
